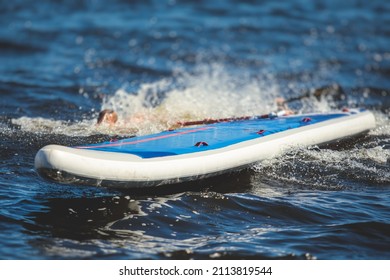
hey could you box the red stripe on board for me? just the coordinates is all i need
[76,126,213,149]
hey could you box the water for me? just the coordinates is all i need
[0,0,389,260]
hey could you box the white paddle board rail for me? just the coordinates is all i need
[35,109,376,189]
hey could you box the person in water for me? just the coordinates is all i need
[97,109,118,125]
[96,98,294,126]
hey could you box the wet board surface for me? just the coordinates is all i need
[76,114,342,158]
[35,109,376,189]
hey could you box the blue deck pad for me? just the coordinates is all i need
[77,113,348,158]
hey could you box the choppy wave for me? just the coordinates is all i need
[23,189,389,259]
[11,63,388,137]
[1,0,390,261]
[7,64,390,193]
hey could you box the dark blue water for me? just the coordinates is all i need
[1,0,389,259]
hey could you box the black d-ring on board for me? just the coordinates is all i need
[301,117,312,123]
[194,141,209,147]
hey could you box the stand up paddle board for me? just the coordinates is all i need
[35,109,375,189]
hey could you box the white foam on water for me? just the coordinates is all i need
[369,110,390,136]
[8,63,389,142]
[251,106,389,187]
[9,64,282,136]
[101,64,281,135]
[252,129,390,188]
[10,116,128,137]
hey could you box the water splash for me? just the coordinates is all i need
[8,63,389,139]
[101,64,282,135]
[7,64,283,136]
[252,133,390,189]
